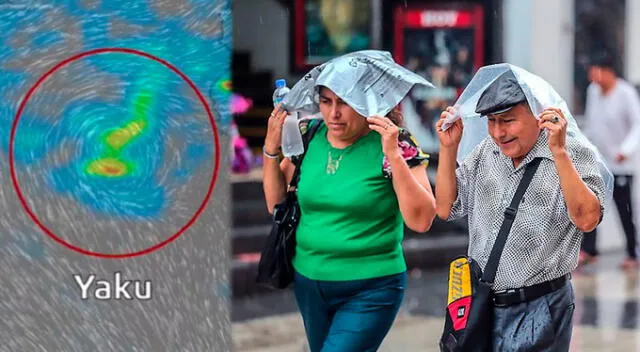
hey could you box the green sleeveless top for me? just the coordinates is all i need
[292,121,429,281]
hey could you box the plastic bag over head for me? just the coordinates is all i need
[281,50,435,119]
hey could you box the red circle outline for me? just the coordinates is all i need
[9,47,221,259]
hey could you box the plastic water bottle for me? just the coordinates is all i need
[272,79,289,106]
[273,79,304,157]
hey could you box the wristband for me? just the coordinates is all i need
[262,146,280,159]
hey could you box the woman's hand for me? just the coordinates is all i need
[264,104,287,155]
[367,115,401,158]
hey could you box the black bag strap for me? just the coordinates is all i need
[481,157,542,284]
[288,119,323,189]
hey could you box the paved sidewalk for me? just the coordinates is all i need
[233,311,640,352]
[233,251,640,351]
[232,311,442,352]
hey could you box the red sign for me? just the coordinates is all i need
[404,10,474,28]
[394,4,484,68]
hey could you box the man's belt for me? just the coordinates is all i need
[492,274,570,307]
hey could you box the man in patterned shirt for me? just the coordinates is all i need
[435,69,608,351]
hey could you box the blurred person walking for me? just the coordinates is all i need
[435,64,612,351]
[580,51,640,269]
[261,51,437,352]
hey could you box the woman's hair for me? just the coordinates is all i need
[386,106,404,127]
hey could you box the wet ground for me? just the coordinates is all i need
[232,250,640,351]
[232,202,640,351]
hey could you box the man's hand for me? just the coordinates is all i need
[542,107,602,232]
[538,107,568,156]
[435,106,463,149]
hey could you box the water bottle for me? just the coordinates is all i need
[273,79,304,157]
[272,79,289,106]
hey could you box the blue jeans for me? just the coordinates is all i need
[293,271,407,352]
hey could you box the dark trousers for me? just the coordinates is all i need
[293,271,406,352]
[492,279,575,352]
[582,174,637,259]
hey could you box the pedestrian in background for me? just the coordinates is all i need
[580,51,640,269]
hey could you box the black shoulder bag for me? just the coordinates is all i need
[255,120,323,290]
[439,157,542,352]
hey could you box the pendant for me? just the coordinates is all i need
[326,151,342,175]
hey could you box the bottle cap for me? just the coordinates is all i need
[275,79,286,88]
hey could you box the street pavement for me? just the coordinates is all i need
[232,201,640,351]
[233,250,640,351]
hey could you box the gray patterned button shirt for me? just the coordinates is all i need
[447,131,607,291]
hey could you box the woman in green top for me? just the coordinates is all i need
[262,86,437,351]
